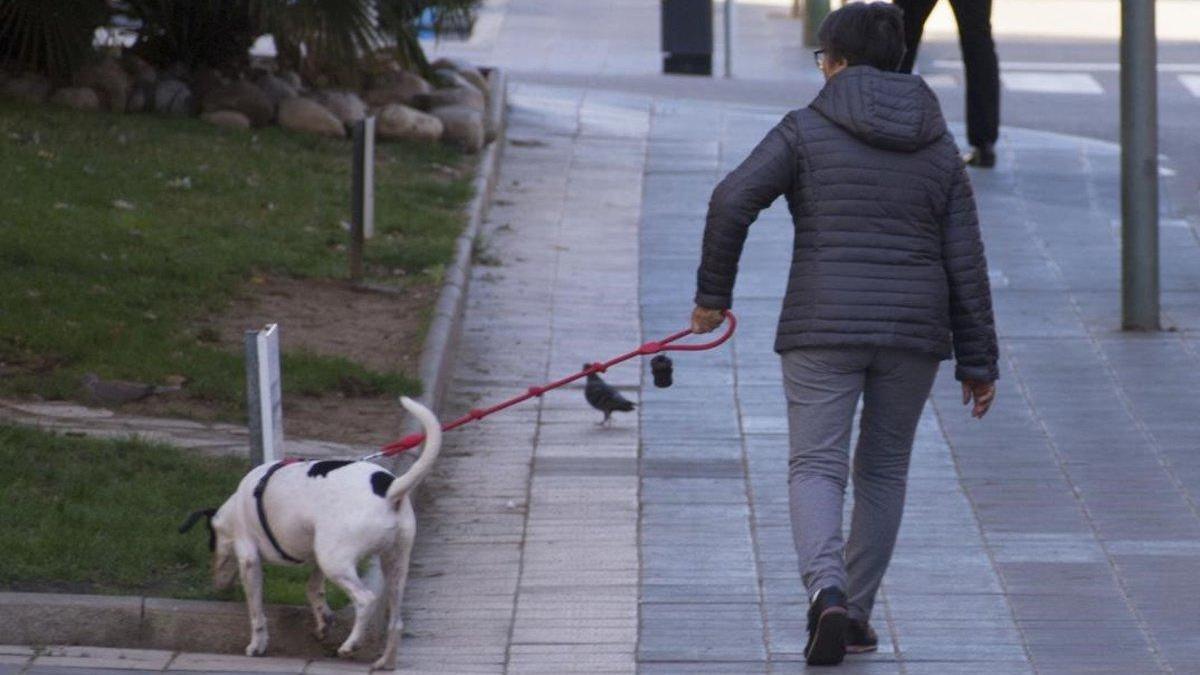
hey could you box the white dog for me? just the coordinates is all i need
[180,396,442,670]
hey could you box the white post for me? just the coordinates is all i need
[245,323,284,465]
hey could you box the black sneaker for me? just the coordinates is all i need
[805,586,848,666]
[845,618,878,654]
[963,144,996,168]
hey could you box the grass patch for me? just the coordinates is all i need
[0,424,347,606]
[0,100,472,408]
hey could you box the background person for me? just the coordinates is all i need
[894,0,1001,167]
[690,2,998,666]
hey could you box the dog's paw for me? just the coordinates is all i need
[372,655,397,671]
[336,640,359,658]
[245,638,268,657]
[313,610,335,641]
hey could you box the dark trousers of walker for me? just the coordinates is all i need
[895,0,1000,149]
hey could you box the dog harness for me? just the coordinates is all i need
[253,458,305,564]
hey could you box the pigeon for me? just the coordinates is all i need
[81,372,182,406]
[584,363,635,425]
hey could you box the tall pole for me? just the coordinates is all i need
[1120,0,1160,330]
[724,0,733,78]
[805,0,830,47]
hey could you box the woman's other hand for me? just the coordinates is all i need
[962,380,996,419]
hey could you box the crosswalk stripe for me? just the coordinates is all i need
[935,59,1200,73]
[1180,75,1200,98]
[1001,72,1104,95]
[921,73,957,89]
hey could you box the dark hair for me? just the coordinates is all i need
[817,2,906,72]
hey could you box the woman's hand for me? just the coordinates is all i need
[691,306,726,334]
[962,380,996,419]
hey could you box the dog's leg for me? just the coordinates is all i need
[321,555,377,658]
[237,549,269,656]
[373,513,416,671]
[306,567,335,641]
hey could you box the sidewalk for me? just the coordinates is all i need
[24,88,1200,675]
[15,1,1200,673]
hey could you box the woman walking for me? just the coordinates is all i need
[690,3,998,666]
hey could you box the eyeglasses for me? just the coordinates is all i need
[813,49,825,68]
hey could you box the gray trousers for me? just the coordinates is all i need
[782,347,939,622]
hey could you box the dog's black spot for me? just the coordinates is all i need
[370,471,395,497]
[308,460,354,478]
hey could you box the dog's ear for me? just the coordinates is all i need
[179,508,218,551]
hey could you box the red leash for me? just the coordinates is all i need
[364,310,737,460]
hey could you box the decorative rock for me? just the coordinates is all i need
[165,62,190,81]
[122,54,157,86]
[435,67,487,99]
[255,73,298,108]
[429,104,485,153]
[454,67,488,95]
[126,81,154,113]
[75,57,130,111]
[1,74,51,103]
[364,70,432,108]
[315,90,366,125]
[278,97,345,138]
[190,66,227,99]
[49,87,101,111]
[202,80,273,127]
[200,110,251,130]
[280,70,302,90]
[430,56,474,73]
[376,103,443,143]
[413,85,485,112]
[431,57,489,94]
[153,79,197,116]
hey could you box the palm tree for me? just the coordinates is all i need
[0,0,109,81]
[1,0,478,83]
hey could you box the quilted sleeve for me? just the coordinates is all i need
[942,163,1000,382]
[694,115,797,310]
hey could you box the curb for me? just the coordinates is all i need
[0,70,509,658]
[0,591,346,658]
[410,66,508,420]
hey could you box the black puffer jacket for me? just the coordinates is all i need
[695,66,999,382]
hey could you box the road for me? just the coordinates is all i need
[917,37,1200,226]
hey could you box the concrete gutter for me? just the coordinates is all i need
[0,69,508,657]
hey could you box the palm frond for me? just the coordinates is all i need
[0,0,109,81]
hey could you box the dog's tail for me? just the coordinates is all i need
[386,396,443,507]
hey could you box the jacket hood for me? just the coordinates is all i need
[809,66,947,152]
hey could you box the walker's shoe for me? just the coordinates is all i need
[845,618,879,654]
[963,144,996,168]
[805,587,848,666]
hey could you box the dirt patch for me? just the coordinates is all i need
[125,277,437,447]
[208,277,434,375]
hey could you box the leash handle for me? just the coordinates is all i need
[368,311,737,459]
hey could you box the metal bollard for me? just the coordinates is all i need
[349,116,376,281]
